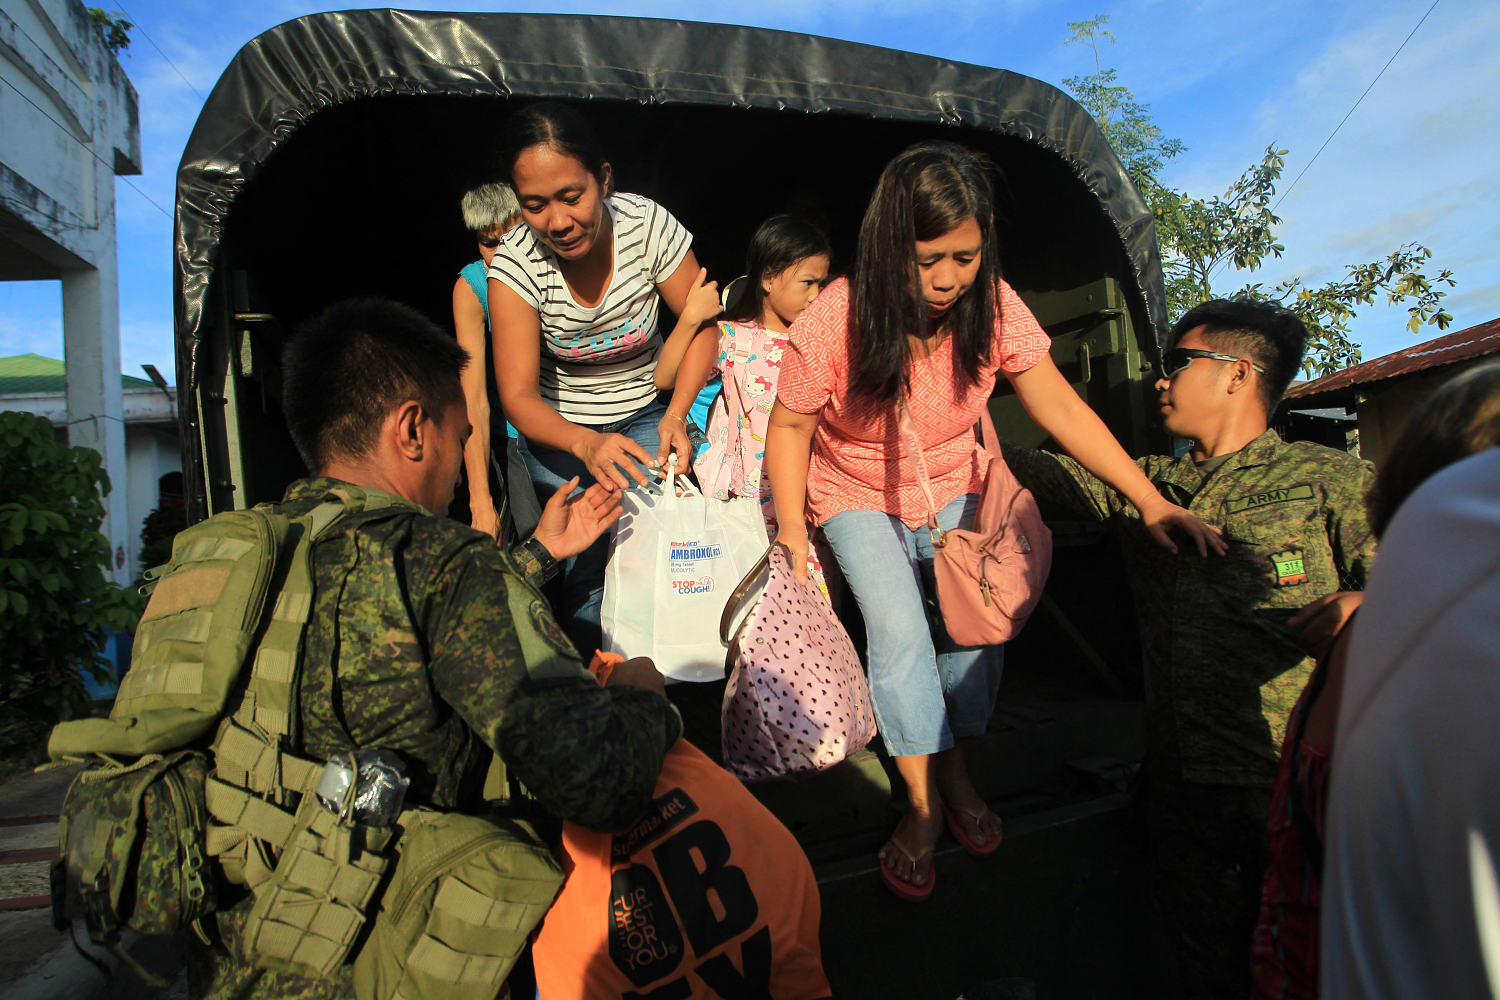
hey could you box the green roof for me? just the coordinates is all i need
[0,353,157,396]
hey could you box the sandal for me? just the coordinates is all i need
[942,802,1003,859]
[878,827,937,903]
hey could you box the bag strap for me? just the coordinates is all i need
[230,484,424,745]
[897,398,1004,544]
[719,542,777,644]
[209,488,411,887]
[228,499,347,744]
[894,395,942,527]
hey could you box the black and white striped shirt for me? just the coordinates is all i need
[488,193,692,425]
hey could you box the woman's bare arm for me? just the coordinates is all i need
[454,277,498,536]
[653,264,721,389]
[1007,356,1226,556]
[764,402,821,583]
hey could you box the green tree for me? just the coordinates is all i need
[1064,15,1455,376]
[87,7,132,56]
[0,411,142,722]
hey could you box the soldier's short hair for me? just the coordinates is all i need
[461,182,521,234]
[283,297,468,470]
[1169,299,1307,414]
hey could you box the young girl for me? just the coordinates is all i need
[681,216,831,576]
[764,141,1224,902]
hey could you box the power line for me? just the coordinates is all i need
[1206,0,1440,286]
[0,74,172,222]
[116,7,207,103]
[1272,0,1440,215]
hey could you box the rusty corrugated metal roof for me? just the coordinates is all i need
[1285,317,1500,403]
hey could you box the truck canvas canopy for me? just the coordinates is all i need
[170,12,1178,994]
[175,9,1169,519]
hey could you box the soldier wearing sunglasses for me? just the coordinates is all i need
[1003,298,1375,1000]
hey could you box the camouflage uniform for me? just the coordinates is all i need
[1004,431,1375,999]
[187,478,682,1000]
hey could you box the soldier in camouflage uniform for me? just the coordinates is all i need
[1003,299,1375,1000]
[186,298,682,999]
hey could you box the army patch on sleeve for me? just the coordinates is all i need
[528,597,580,659]
[1225,483,1315,515]
[1270,549,1308,586]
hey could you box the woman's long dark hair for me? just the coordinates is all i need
[498,101,611,191]
[850,141,999,404]
[723,214,832,324]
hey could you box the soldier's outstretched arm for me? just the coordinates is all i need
[429,547,679,832]
[1000,439,1122,522]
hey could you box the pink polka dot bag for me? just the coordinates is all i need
[718,543,876,782]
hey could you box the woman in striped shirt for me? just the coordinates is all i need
[489,102,722,656]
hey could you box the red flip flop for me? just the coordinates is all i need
[943,802,1003,859]
[878,831,936,903]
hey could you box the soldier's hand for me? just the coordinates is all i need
[532,477,623,561]
[605,656,667,697]
[1289,591,1362,658]
[1138,495,1227,557]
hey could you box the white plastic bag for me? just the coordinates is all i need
[601,477,767,682]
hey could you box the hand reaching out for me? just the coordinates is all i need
[577,432,657,491]
[531,476,624,561]
[1137,494,1227,557]
[655,417,694,478]
[1288,591,1362,658]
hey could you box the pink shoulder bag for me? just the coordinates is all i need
[897,400,1052,646]
[718,543,875,782]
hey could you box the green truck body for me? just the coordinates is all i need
[174,12,1172,995]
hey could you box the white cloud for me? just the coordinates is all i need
[91,0,1500,378]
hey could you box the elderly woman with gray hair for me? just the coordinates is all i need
[452,181,536,541]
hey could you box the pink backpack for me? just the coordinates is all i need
[719,544,876,782]
[698,321,785,502]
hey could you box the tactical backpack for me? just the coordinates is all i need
[48,485,563,996]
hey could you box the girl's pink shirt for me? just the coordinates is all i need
[777,276,1051,528]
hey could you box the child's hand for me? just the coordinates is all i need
[682,268,722,327]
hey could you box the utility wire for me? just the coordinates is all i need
[116,7,207,102]
[1206,0,1440,285]
[0,74,172,222]
[1272,0,1440,215]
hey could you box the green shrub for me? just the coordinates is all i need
[0,411,143,722]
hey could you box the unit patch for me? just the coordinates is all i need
[529,597,578,656]
[1270,549,1308,587]
[1225,483,1314,515]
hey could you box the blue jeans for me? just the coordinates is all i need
[517,400,666,657]
[820,494,1003,756]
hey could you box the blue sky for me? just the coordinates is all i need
[2,0,1495,383]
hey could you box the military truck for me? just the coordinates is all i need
[175,11,1173,996]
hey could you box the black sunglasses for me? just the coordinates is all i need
[1161,347,1267,379]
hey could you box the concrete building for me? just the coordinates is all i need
[0,0,142,583]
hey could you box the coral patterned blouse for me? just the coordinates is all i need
[777,277,1050,528]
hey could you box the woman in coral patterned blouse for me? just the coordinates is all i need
[765,141,1225,903]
